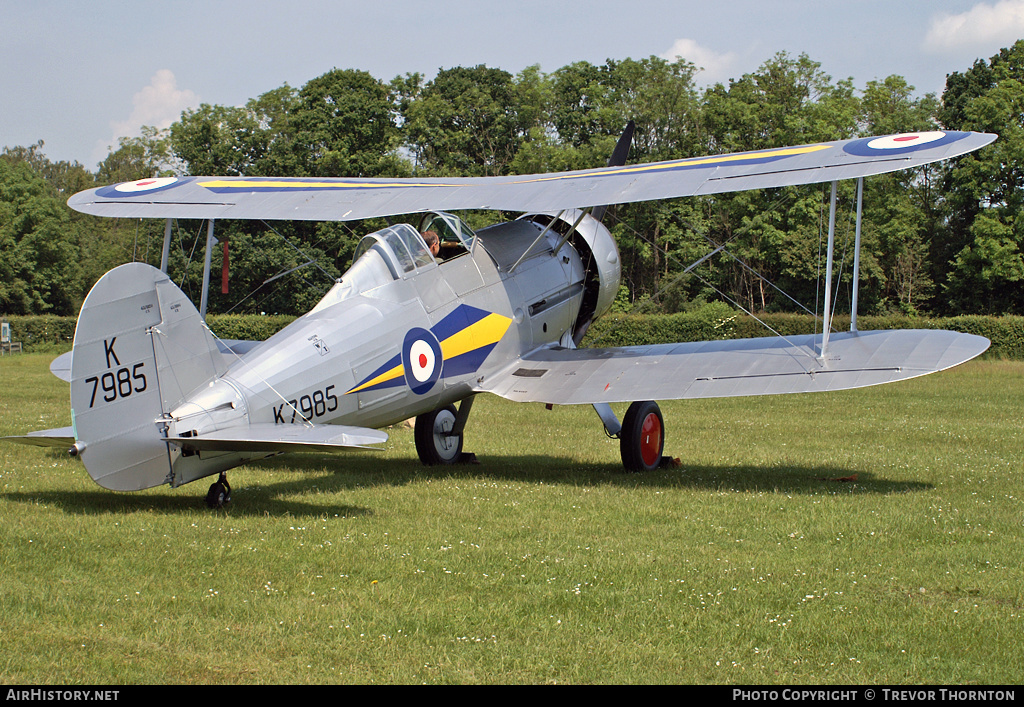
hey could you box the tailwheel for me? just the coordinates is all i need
[205,472,232,509]
[414,404,464,465]
[619,401,664,472]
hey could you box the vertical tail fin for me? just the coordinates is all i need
[70,263,226,490]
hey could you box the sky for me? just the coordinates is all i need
[3,0,1023,170]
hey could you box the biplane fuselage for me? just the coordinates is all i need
[170,209,617,477]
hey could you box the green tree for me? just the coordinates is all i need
[861,75,938,135]
[855,76,942,313]
[0,158,80,314]
[516,56,701,174]
[687,54,862,314]
[520,57,703,302]
[404,65,534,176]
[97,126,177,183]
[169,85,301,177]
[945,212,1024,313]
[939,40,1024,313]
[703,52,855,153]
[291,69,407,178]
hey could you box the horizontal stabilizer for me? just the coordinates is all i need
[481,329,989,405]
[49,352,72,382]
[166,423,388,454]
[2,427,76,448]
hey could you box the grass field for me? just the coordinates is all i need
[1,353,1021,684]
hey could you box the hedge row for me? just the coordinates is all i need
[5,308,1023,358]
[1,314,295,353]
[583,304,1024,359]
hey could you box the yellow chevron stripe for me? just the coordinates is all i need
[346,312,512,396]
[439,313,512,359]
[198,145,830,192]
[346,362,405,395]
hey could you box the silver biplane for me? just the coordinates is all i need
[4,128,996,507]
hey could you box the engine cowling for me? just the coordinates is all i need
[518,209,622,344]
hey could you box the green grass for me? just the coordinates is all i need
[1,353,1022,684]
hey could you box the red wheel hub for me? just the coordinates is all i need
[640,412,662,467]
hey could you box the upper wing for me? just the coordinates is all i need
[478,329,990,405]
[67,131,995,222]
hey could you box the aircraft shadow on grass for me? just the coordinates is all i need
[5,450,932,518]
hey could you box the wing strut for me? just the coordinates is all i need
[199,220,217,320]
[851,177,864,332]
[160,218,173,273]
[549,208,592,256]
[820,175,866,353]
[820,182,838,358]
[508,210,565,273]
[154,216,216,320]
[507,207,598,274]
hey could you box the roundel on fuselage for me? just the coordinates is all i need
[402,327,443,395]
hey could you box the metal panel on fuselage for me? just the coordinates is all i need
[475,219,586,351]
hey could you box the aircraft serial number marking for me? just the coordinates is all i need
[85,363,147,408]
[273,385,338,424]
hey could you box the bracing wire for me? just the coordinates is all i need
[599,182,858,351]
[197,321,316,428]
[164,218,342,315]
[259,220,337,282]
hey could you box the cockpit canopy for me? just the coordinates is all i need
[309,214,476,312]
[418,212,476,254]
[352,223,435,279]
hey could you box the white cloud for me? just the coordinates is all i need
[660,38,739,85]
[924,0,1024,51]
[92,69,199,165]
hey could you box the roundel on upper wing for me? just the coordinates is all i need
[96,177,186,198]
[403,327,443,395]
[842,131,967,157]
[115,177,179,192]
[866,132,946,150]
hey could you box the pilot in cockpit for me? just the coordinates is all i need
[423,230,442,262]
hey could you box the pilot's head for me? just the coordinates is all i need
[423,230,439,255]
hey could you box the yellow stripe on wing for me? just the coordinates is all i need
[509,144,832,184]
[197,179,462,190]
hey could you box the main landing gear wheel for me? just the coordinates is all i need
[205,472,231,509]
[620,401,664,472]
[415,404,464,465]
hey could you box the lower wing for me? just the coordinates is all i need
[479,329,989,404]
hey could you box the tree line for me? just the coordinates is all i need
[2,42,1023,319]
